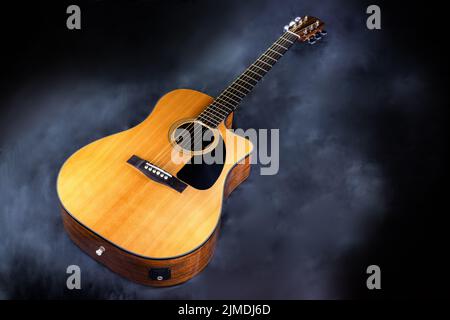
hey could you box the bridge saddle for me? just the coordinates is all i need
[127,155,187,193]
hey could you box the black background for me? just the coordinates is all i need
[0,0,449,299]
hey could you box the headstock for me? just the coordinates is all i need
[283,16,326,44]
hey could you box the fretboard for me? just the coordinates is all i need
[198,31,299,127]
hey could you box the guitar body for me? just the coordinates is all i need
[57,89,253,286]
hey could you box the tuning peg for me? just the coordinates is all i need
[320,30,328,36]
[283,25,289,31]
[314,33,322,40]
[294,17,302,24]
[308,38,316,45]
[289,21,296,28]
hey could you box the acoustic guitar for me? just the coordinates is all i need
[57,16,326,286]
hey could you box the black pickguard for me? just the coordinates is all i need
[176,135,226,190]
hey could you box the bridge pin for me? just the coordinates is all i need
[144,166,148,169]
[164,176,168,180]
[156,171,160,175]
[152,170,156,173]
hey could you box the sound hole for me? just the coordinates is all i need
[173,121,215,153]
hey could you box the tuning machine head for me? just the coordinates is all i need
[308,38,317,45]
[307,30,326,45]
[283,15,306,32]
[283,15,326,43]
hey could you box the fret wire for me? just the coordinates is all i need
[241,72,260,82]
[264,49,283,60]
[232,82,251,93]
[279,33,294,41]
[272,45,288,53]
[285,30,301,40]
[219,91,241,104]
[202,114,222,126]
[245,69,264,79]
[215,97,236,110]
[274,36,294,47]
[198,115,217,127]
[273,42,288,50]
[227,87,247,99]
[278,37,292,46]
[280,35,293,44]
[222,89,243,101]
[212,101,234,114]
[208,103,231,116]
[277,40,291,48]
[198,119,214,128]
[278,36,294,45]
[248,66,266,78]
[205,104,227,118]
[226,86,247,98]
[219,94,239,107]
[258,55,275,65]
[247,66,266,77]
[236,74,258,85]
[206,103,226,116]
[267,48,283,57]
[261,56,275,68]
[202,109,223,122]
[196,32,297,128]
[236,77,255,88]
[256,58,272,68]
[251,63,269,73]
[253,62,271,72]
[262,53,277,63]
[209,103,230,116]
[212,98,233,110]
[202,118,217,127]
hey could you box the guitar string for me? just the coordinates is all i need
[152,32,298,165]
[149,31,299,170]
[165,33,293,152]
[148,37,289,168]
[151,32,297,169]
[179,32,299,150]
[173,35,292,151]
[152,32,298,168]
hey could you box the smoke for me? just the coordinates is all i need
[0,0,437,298]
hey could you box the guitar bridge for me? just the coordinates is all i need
[127,155,187,193]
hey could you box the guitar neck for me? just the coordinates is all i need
[198,31,299,127]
